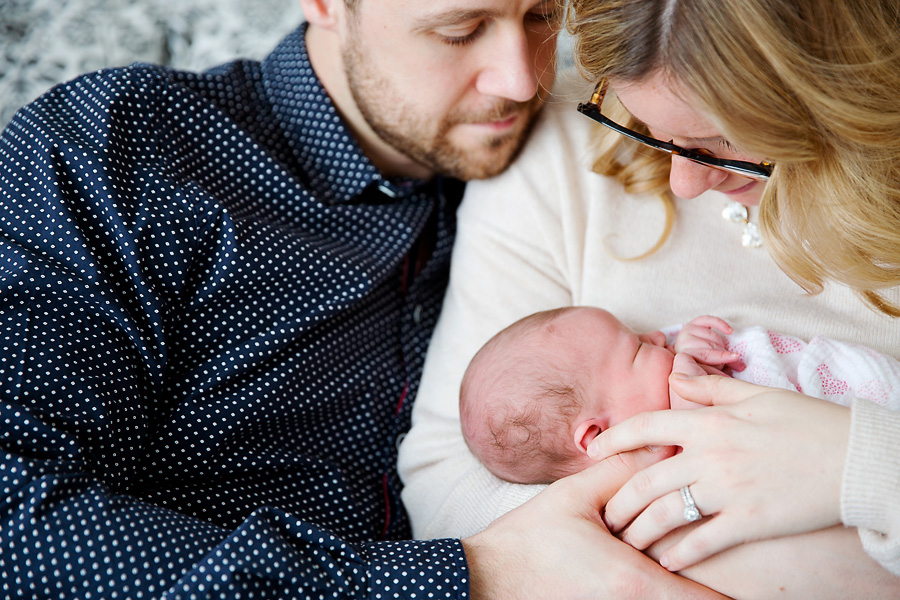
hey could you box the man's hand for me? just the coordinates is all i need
[462,448,728,599]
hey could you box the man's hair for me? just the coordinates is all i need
[460,308,586,484]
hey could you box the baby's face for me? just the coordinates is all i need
[541,307,675,431]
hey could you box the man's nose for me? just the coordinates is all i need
[474,29,540,103]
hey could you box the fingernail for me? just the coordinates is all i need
[587,441,599,458]
[660,556,670,569]
[647,445,662,453]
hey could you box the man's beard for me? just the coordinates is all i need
[343,42,542,181]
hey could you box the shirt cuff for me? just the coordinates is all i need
[363,538,469,599]
[841,397,900,574]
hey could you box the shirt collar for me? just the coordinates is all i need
[261,24,429,204]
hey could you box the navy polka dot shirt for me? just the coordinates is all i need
[0,24,470,599]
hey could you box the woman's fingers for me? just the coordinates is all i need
[586,407,699,460]
[614,484,745,571]
[575,445,675,508]
[602,388,851,572]
[618,489,692,549]
[602,452,696,532]
[657,514,747,572]
[586,378,756,459]
[668,372,768,407]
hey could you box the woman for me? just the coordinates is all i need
[399,0,900,596]
[567,0,900,576]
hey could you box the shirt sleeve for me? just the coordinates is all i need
[0,69,470,600]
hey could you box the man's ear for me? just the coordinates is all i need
[573,418,605,454]
[299,0,344,30]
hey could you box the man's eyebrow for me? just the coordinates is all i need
[411,9,496,31]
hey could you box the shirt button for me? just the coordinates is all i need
[378,182,398,198]
[412,304,423,324]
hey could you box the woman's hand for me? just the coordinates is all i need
[669,353,729,410]
[464,447,727,599]
[588,374,852,572]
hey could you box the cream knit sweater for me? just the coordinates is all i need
[398,74,900,576]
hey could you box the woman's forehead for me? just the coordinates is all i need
[611,73,722,142]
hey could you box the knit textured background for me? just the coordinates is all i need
[0,0,305,127]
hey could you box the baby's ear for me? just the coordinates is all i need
[573,418,605,454]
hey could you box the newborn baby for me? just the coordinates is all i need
[460,306,900,484]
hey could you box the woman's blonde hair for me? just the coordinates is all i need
[567,0,900,315]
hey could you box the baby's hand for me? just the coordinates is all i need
[668,353,731,410]
[673,315,744,371]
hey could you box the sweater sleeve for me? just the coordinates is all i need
[842,397,900,574]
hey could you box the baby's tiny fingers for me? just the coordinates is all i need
[681,327,728,350]
[686,315,734,334]
[681,347,740,365]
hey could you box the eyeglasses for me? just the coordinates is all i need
[577,78,773,181]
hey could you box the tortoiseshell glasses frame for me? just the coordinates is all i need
[577,78,773,181]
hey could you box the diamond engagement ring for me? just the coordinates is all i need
[681,486,702,523]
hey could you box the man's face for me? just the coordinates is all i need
[341,0,558,180]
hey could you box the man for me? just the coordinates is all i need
[0,0,723,597]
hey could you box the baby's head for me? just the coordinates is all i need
[460,306,674,484]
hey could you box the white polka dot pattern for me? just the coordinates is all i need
[0,24,469,599]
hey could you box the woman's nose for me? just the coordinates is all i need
[668,156,729,199]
